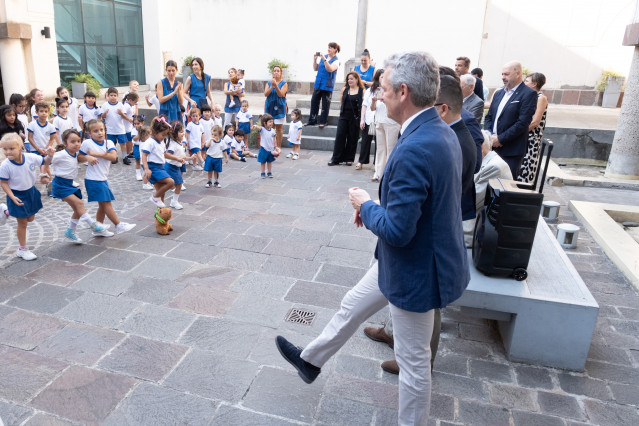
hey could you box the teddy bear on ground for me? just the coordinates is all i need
[154,207,173,235]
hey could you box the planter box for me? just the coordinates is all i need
[71,82,87,99]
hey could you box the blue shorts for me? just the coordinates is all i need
[52,176,82,200]
[190,147,201,154]
[84,179,115,203]
[257,147,276,164]
[107,134,128,144]
[204,156,223,173]
[180,164,187,173]
[133,145,141,161]
[164,163,183,185]
[125,132,133,142]
[24,142,33,152]
[238,122,251,135]
[147,161,171,184]
[6,187,42,218]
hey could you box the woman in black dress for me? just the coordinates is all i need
[328,72,364,166]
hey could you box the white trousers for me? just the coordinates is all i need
[300,263,434,425]
[373,122,401,180]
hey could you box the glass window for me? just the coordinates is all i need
[115,0,141,5]
[86,45,118,86]
[82,0,116,45]
[54,0,84,43]
[117,47,145,85]
[114,3,143,45]
[57,43,86,85]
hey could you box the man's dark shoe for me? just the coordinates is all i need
[381,359,399,375]
[275,336,321,384]
[363,326,394,348]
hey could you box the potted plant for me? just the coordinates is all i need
[597,70,625,108]
[267,58,290,81]
[182,55,195,84]
[68,73,101,99]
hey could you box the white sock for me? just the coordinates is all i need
[173,194,180,202]
[80,213,93,226]
[68,219,79,230]
[136,169,141,177]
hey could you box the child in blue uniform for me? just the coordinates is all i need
[79,119,136,235]
[100,87,130,165]
[0,133,50,260]
[165,122,194,210]
[45,129,110,243]
[253,114,279,178]
[141,116,174,208]
[204,125,228,188]
[235,100,253,137]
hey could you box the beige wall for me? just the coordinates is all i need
[0,0,60,100]
[478,0,635,89]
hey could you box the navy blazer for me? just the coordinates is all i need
[361,108,470,313]
[483,83,537,157]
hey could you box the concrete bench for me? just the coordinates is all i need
[453,218,599,371]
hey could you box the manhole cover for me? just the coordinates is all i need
[284,308,316,326]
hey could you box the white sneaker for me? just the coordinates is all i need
[115,222,136,234]
[170,200,183,210]
[192,164,203,171]
[92,229,114,237]
[229,100,235,108]
[72,181,80,187]
[142,183,154,190]
[214,181,221,188]
[0,203,8,226]
[16,248,37,261]
[149,196,165,208]
[286,153,293,158]
[292,154,299,160]
[136,174,143,181]
[181,184,186,191]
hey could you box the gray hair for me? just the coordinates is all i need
[460,74,476,88]
[481,130,493,150]
[384,52,439,107]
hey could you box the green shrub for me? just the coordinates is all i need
[267,58,289,73]
[66,73,101,94]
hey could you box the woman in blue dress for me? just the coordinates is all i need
[354,49,375,88]
[156,60,184,123]
[264,65,288,148]
[184,57,212,110]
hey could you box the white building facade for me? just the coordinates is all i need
[0,0,635,102]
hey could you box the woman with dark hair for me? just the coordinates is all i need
[264,65,288,148]
[157,60,184,123]
[223,68,242,128]
[354,49,375,88]
[355,68,383,170]
[307,42,341,128]
[183,57,212,109]
[518,72,548,183]
[327,71,364,166]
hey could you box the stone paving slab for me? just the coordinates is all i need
[1,150,639,425]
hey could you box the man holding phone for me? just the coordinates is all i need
[306,42,341,128]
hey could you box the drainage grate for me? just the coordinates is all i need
[284,308,316,326]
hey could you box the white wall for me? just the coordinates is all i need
[479,0,635,89]
[0,0,60,98]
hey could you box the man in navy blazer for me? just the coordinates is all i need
[276,52,470,425]
[483,61,537,178]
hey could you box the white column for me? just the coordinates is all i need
[0,38,29,101]
[344,0,369,78]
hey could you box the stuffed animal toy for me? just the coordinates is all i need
[154,207,173,235]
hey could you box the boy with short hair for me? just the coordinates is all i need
[27,102,56,155]
[100,87,130,165]
[186,107,205,170]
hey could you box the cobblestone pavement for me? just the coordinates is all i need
[0,150,638,425]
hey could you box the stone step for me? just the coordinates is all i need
[297,135,335,151]
[296,99,341,110]
[284,123,338,138]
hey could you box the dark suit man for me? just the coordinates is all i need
[483,61,538,178]
[455,56,484,100]
[461,73,484,124]
[276,52,470,425]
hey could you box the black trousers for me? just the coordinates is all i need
[358,124,374,164]
[309,88,332,125]
[501,154,524,180]
[331,116,360,163]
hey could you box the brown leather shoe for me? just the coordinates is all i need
[381,359,399,375]
[363,326,394,348]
